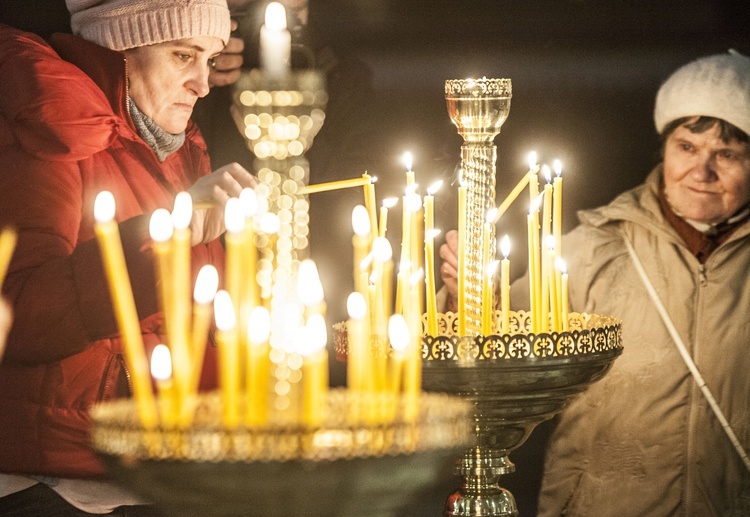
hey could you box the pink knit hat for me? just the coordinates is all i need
[66,0,232,51]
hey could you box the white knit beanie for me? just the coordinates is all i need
[654,49,750,137]
[66,0,231,51]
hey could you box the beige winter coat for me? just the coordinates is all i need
[536,167,750,516]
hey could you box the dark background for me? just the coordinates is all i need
[3,1,749,515]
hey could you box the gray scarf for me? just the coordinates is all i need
[127,97,186,162]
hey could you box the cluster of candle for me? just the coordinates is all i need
[457,151,570,335]
[94,188,329,430]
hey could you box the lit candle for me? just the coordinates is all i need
[301,313,328,427]
[346,292,368,418]
[94,191,158,429]
[457,171,468,335]
[527,194,543,333]
[528,151,540,203]
[246,305,271,426]
[387,313,409,395]
[404,269,423,422]
[362,173,379,245]
[170,192,193,401]
[405,187,423,313]
[541,167,552,333]
[189,265,218,397]
[151,344,176,426]
[492,154,537,224]
[149,210,174,341]
[379,197,398,238]
[352,205,371,296]
[224,198,245,321]
[403,152,415,186]
[240,188,260,310]
[424,228,441,336]
[299,176,373,195]
[371,236,392,341]
[0,227,18,287]
[553,159,563,260]
[546,235,560,333]
[499,236,511,334]
[259,2,291,79]
[214,290,239,428]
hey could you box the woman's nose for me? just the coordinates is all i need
[186,64,211,98]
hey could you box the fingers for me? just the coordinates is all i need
[189,163,257,208]
[208,36,244,88]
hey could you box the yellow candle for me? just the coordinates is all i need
[362,173,379,245]
[424,228,441,337]
[188,265,218,395]
[499,236,511,334]
[547,241,560,333]
[214,290,239,428]
[151,344,177,426]
[457,175,468,335]
[0,227,18,287]
[301,313,328,427]
[246,306,270,426]
[379,198,398,238]
[527,195,543,334]
[404,271,422,422]
[483,260,499,336]
[528,151,539,204]
[403,152,415,186]
[346,292,368,421]
[170,193,193,404]
[371,237,392,341]
[149,209,175,342]
[553,160,563,260]
[351,205,371,296]
[396,188,414,314]
[407,190,423,314]
[224,198,245,321]
[541,172,552,333]
[94,192,158,429]
[240,188,260,310]
[493,170,532,224]
[387,314,409,394]
[299,176,372,195]
[481,215,495,336]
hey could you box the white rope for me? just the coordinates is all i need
[623,236,750,473]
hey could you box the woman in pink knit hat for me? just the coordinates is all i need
[0,0,257,515]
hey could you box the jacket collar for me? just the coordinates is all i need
[49,33,130,124]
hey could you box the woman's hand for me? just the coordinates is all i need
[208,25,244,88]
[187,162,257,245]
[439,229,459,307]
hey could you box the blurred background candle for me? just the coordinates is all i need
[553,159,563,259]
[259,1,291,79]
[387,314,409,395]
[189,265,218,397]
[246,306,271,426]
[351,205,371,296]
[214,290,239,428]
[170,193,192,404]
[500,235,511,334]
[151,344,176,426]
[300,313,328,427]
[379,197,398,238]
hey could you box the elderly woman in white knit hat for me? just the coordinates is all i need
[0,0,257,515]
[440,50,750,515]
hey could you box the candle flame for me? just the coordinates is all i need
[359,252,373,271]
[352,205,371,236]
[149,208,173,243]
[404,192,422,213]
[486,207,498,223]
[304,313,327,354]
[528,151,538,172]
[427,180,443,196]
[500,234,511,258]
[172,192,192,230]
[194,265,219,305]
[94,191,115,223]
[553,159,563,177]
[388,314,410,352]
[555,257,567,274]
[264,2,287,31]
[530,192,544,213]
[298,259,325,306]
[457,168,465,187]
[403,152,413,172]
[224,197,245,234]
[382,197,399,209]
[370,176,378,184]
[347,292,367,320]
[542,164,552,183]
[487,259,500,276]
[247,306,271,345]
[546,234,556,250]
[373,236,393,262]
[409,268,423,285]
[425,228,441,241]
[150,344,172,381]
[239,188,258,217]
[259,212,280,234]
[213,290,236,332]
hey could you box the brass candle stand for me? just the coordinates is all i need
[445,78,512,335]
[421,311,622,517]
[91,389,474,517]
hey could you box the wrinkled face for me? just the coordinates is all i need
[124,36,224,134]
[663,118,750,224]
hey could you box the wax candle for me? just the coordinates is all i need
[346,292,368,421]
[403,152,415,186]
[527,194,543,334]
[170,193,193,402]
[546,236,560,332]
[424,229,441,336]
[553,160,563,260]
[301,313,328,427]
[481,208,498,336]
[541,168,552,333]
[352,205,371,296]
[362,173,379,245]
[224,198,245,321]
[483,260,499,336]
[259,2,291,79]
[299,176,372,195]
[246,306,271,426]
[379,198,398,238]
[240,188,259,310]
[528,151,539,203]
[493,169,532,224]
[189,265,218,396]
[371,237,392,341]
[395,187,414,314]
[404,270,423,422]
[94,191,158,429]
[148,209,174,341]
[499,235,511,334]
[214,290,239,428]
[151,344,176,426]
[0,227,18,287]
[406,188,423,313]
[387,314,409,393]
[558,258,569,331]
[457,173,468,335]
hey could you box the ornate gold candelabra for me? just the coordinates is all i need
[445,78,511,335]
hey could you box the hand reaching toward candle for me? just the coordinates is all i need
[208,20,244,88]
[439,229,459,307]
[188,162,258,245]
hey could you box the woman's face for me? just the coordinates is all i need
[663,119,750,224]
[124,36,224,134]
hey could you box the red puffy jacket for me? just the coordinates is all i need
[0,25,223,478]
